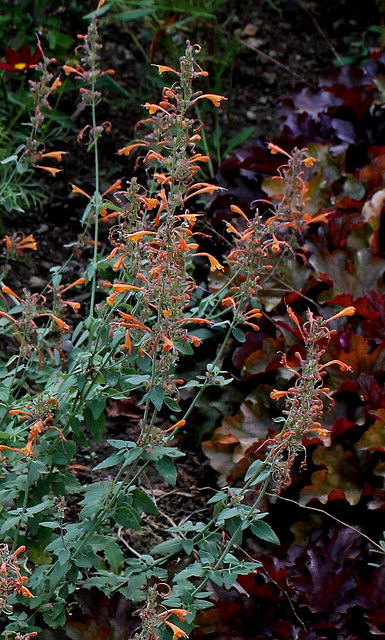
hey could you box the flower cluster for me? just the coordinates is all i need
[133,584,190,640]
[63,0,114,122]
[0,282,82,355]
[2,233,37,258]
[265,143,328,235]
[267,305,355,492]
[0,545,33,616]
[106,42,225,407]
[0,396,63,458]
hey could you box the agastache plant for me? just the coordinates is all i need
[107,41,226,440]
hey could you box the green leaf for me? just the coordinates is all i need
[115,8,156,20]
[52,439,76,466]
[155,456,177,485]
[232,327,246,342]
[164,396,182,412]
[89,397,106,420]
[244,459,266,483]
[148,385,165,411]
[42,602,67,629]
[114,505,141,529]
[0,383,10,402]
[151,538,183,556]
[181,539,194,554]
[132,488,159,515]
[93,452,123,470]
[104,541,124,574]
[84,405,105,441]
[251,519,280,545]
[108,439,137,449]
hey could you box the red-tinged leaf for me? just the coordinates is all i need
[358,565,385,635]
[287,527,362,615]
[232,330,265,370]
[358,374,385,411]
[332,194,364,211]
[328,294,379,320]
[300,444,364,506]
[309,248,385,299]
[65,620,110,640]
[329,416,357,443]
[240,336,285,378]
[357,408,385,452]
[202,387,273,484]
[66,589,138,638]
[278,86,342,118]
[333,334,385,375]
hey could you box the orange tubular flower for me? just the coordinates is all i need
[174,317,213,326]
[193,252,224,272]
[153,64,180,75]
[161,335,177,352]
[63,64,83,77]
[270,389,288,401]
[126,230,157,243]
[38,313,70,332]
[118,311,152,333]
[267,142,292,158]
[36,151,67,162]
[244,321,260,331]
[158,609,190,622]
[121,330,133,352]
[2,284,22,300]
[117,142,147,156]
[143,102,170,115]
[163,420,186,433]
[0,444,26,456]
[2,233,37,254]
[222,297,236,308]
[34,165,62,177]
[244,308,262,320]
[0,310,18,324]
[189,153,210,163]
[16,234,38,252]
[154,173,172,185]
[325,306,355,324]
[71,184,91,198]
[187,334,202,347]
[61,278,85,292]
[230,204,249,221]
[225,222,242,236]
[162,620,188,640]
[110,284,144,293]
[319,360,352,372]
[185,184,223,200]
[192,93,226,107]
